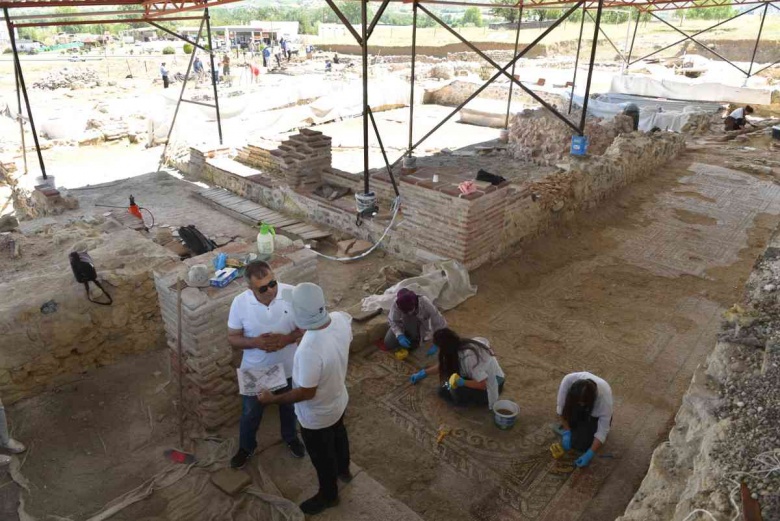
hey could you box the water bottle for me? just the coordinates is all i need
[256,223,275,260]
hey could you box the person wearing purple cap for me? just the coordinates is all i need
[384,288,447,355]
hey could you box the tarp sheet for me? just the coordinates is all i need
[458,98,525,128]
[610,75,771,105]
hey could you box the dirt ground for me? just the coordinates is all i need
[3,131,780,521]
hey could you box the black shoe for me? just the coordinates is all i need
[230,448,254,469]
[287,438,306,458]
[300,494,339,515]
[337,470,354,483]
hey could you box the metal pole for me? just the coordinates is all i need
[147,20,210,53]
[368,107,399,197]
[158,15,205,171]
[625,8,640,71]
[361,0,369,195]
[14,61,28,175]
[324,0,362,44]
[747,3,768,77]
[4,9,46,180]
[587,10,624,63]
[579,0,604,134]
[367,0,391,40]
[504,4,523,129]
[205,8,223,145]
[568,3,586,114]
[408,1,417,155]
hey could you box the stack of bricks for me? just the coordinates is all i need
[235,140,282,175]
[374,165,509,269]
[153,244,318,430]
[272,129,332,188]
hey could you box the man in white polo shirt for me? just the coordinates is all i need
[227,260,306,468]
[258,282,352,516]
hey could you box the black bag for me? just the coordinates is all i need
[178,225,217,256]
[69,251,113,306]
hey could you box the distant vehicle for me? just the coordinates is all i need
[68,55,86,62]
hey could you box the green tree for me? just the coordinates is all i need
[462,7,484,27]
[337,1,374,25]
[490,0,520,24]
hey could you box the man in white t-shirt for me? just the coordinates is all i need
[258,282,352,516]
[227,261,306,469]
[724,105,754,131]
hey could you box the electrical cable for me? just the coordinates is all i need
[306,196,401,262]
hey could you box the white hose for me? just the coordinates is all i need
[306,196,401,262]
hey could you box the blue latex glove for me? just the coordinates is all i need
[397,334,412,349]
[410,370,427,384]
[426,344,439,356]
[575,449,595,468]
[561,430,572,451]
[455,377,466,388]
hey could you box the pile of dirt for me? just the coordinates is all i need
[32,68,101,90]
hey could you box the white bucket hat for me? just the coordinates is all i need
[291,282,329,330]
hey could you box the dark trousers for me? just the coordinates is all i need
[383,315,421,350]
[239,378,297,453]
[262,56,268,68]
[438,376,505,406]
[570,414,599,452]
[162,75,169,88]
[724,116,744,131]
[300,414,350,501]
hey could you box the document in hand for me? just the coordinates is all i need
[237,363,287,395]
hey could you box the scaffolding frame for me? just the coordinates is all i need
[0,0,777,199]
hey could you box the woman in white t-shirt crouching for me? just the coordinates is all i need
[409,327,505,410]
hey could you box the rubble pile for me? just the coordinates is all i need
[32,68,101,90]
[681,113,721,135]
[508,108,635,165]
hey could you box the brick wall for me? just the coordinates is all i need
[153,245,318,430]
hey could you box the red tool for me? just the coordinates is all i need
[128,195,143,220]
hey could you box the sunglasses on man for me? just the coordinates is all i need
[253,279,277,294]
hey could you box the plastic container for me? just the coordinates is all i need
[570,135,588,156]
[256,223,275,259]
[355,191,377,213]
[493,399,520,430]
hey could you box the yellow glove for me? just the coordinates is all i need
[448,373,465,389]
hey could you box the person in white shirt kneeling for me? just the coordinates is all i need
[258,283,353,516]
[409,327,506,411]
[228,261,306,469]
[556,372,614,468]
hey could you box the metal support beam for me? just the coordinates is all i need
[367,107,400,197]
[366,0,390,40]
[750,57,780,77]
[408,1,417,156]
[14,62,27,175]
[647,10,750,75]
[625,8,640,70]
[158,15,205,171]
[393,0,583,166]
[180,98,217,109]
[11,15,201,27]
[629,4,761,66]
[587,10,624,63]
[147,20,210,53]
[205,8,223,145]
[324,0,362,45]
[419,3,580,133]
[747,3,768,77]
[579,0,604,134]
[568,3,586,115]
[504,3,523,129]
[4,9,46,180]
[361,0,369,195]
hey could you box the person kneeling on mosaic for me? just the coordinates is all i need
[384,288,447,358]
[409,328,505,410]
[555,372,613,468]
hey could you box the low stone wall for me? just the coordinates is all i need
[0,228,178,404]
[153,244,318,431]
[617,229,780,521]
[509,107,636,166]
[236,129,331,188]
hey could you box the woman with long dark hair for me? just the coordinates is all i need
[409,327,505,410]
[556,372,613,468]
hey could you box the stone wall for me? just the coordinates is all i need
[617,229,780,521]
[509,108,635,166]
[153,244,318,430]
[0,229,178,404]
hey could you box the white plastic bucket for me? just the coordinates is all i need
[355,191,376,213]
[493,400,519,430]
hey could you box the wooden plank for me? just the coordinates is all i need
[301,230,331,240]
[192,193,258,227]
[281,223,310,234]
[244,208,278,220]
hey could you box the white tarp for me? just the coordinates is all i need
[308,77,409,124]
[361,259,477,313]
[459,98,525,128]
[610,75,770,105]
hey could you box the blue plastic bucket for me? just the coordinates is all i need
[493,400,520,430]
[570,135,588,156]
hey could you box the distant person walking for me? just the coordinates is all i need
[280,38,287,61]
[160,62,169,89]
[262,45,271,68]
[193,56,204,83]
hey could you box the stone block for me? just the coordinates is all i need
[210,468,252,495]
